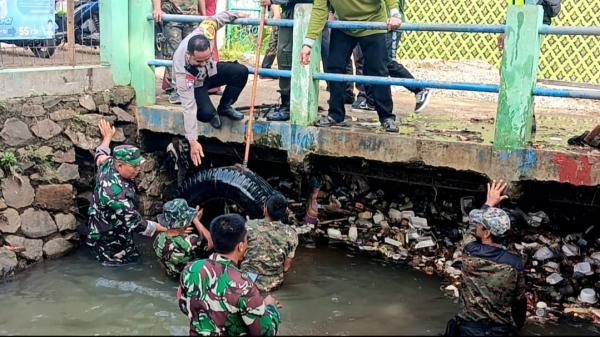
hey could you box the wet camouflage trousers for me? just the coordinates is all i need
[86,228,139,264]
[277,9,293,96]
[261,27,278,69]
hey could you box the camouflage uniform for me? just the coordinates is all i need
[179,253,281,336]
[153,199,211,279]
[240,219,298,292]
[161,0,198,59]
[160,0,198,93]
[455,207,526,336]
[85,145,156,264]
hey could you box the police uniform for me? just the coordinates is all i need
[85,145,157,264]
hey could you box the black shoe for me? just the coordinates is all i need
[415,89,431,113]
[266,105,290,121]
[352,96,375,111]
[210,115,222,129]
[382,118,398,132]
[315,115,347,127]
[217,106,244,120]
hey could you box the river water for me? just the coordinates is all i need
[0,242,598,336]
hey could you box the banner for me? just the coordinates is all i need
[0,0,56,40]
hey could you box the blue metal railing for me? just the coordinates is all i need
[154,14,600,36]
[147,15,600,100]
[147,60,600,99]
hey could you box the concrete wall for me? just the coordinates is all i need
[0,66,114,100]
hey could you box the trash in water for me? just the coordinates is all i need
[573,262,594,276]
[578,288,598,304]
[546,273,564,285]
[534,247,554,261]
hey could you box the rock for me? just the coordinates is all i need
[49,109,76,121]
[111,106,135,123]
[79,94,97,111]
[35,184,74,211]
[54,213,78,232]
[4,235,43,261]
[0,198,6,210]
[21,103,46,117]
[0,168,4,179]
[0,249,18,279]
[0,208,21,233]
[98,104,110,114]
[42,96,62,109]
[20,208,58,238]
[113,127,126,142]
[0,118,33,146]
[31,119,62,140]
[64,127,99,150]
[43,238,74,259]
[53,148,76,163]
[1,176,35,209]
[112,86,135,105]
[63,232,80,242]
[56,163,80,182]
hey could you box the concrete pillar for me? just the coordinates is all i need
[100,0,131,85]
[129,0,156,106]
[494,4,543,150]
[290,4,321,127]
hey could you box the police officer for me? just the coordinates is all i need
[172,11,249,167]
[85,120,189,264]
[152,0,200,104]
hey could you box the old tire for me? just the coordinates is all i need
[179,166,275,220]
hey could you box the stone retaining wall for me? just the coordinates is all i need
[0,87,140,278]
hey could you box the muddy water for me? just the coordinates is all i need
[0,242,597,336]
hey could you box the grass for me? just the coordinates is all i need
[0,151,21,176]
[19,146,54,175]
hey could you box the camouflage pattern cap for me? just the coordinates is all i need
[482,207,511,237]
[157,199,197,229]
[114,145,145,167]
[468,209,485,226]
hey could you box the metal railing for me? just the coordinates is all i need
[148,14,600,100]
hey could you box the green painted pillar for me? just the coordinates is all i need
[100,0,131,85]
[290,4,321,126]
[129,0,156,106]
[494,4,543,150]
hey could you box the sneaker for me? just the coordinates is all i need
[352,97,375,112]
[381,118,398,132]
[414,89,431,113]
[169,91,181,104]
[315,115,347,127]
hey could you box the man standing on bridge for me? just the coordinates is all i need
[85,120,188,264]
[173,11,249,167]
[300,0,403,132]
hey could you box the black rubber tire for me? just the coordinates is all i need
[178,166,275,219]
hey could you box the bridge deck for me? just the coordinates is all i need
[137,76,600,186]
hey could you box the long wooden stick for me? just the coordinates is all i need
[242,6,267,167]
[67,0,75,66]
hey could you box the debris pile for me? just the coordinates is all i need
[277,175,600,325]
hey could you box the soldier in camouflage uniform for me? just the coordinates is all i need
[241,192,298,293]
[152,0,199,103]
[178,214,281,336]
[446,180,526,336]
[154,198,213,279]
[85,120,182,265]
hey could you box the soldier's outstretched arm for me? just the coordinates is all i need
[95,120,116,166]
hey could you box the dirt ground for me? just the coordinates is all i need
[155,59,600,152]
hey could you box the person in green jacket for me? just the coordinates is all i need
[301,0,402,132]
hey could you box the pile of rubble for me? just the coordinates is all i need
[278,176,600,325]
